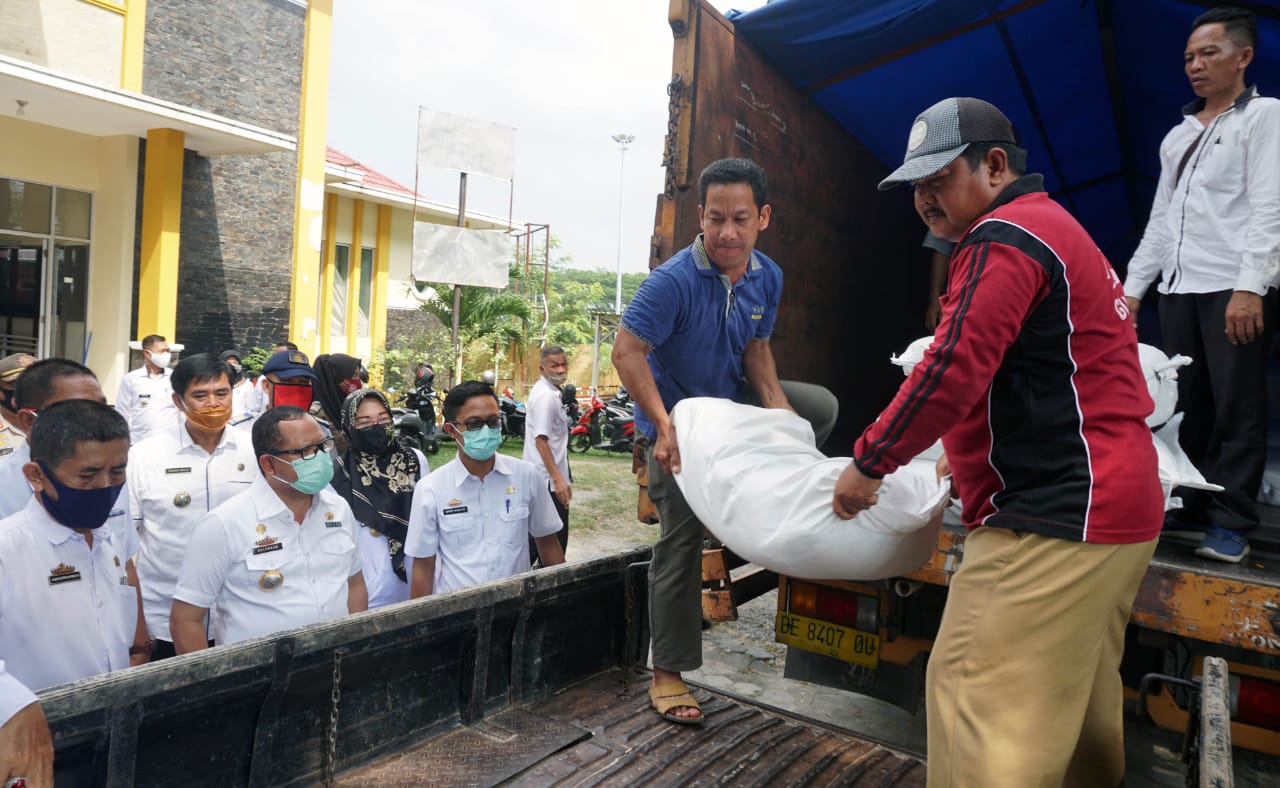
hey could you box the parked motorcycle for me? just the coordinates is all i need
[499,394,526,442]
[569,393,635,454]
[394,363,441,454]
[607,385,634,413]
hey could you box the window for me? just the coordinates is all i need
[0,179,52,235]
[358,247,373,337]
[331,243,349,337]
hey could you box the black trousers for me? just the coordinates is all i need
[1160,289,1276,531]
[530,479,569,566]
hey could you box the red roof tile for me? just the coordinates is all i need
[326,147,417,198]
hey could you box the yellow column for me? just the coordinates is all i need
[345,200,364,355]
[370,204,392,386]
[120,0,147,91]
[137,127,184,339]
[318,193,338,355]
[287,0,333,358]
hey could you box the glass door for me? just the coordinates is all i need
[0,235,45,357]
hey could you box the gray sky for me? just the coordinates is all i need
[327,0,764,276]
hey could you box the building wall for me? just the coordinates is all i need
[0,0,123,87]
[0,116,138,394]
[139,0,305,356]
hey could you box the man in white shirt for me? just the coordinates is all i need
[0,361,138,566]
[0,400,148,691]
[219,349,256,420]
[408,381,564,598]
[522,346,571,557]
[1124,7,1280,563]
[170,406,368,652]
[130,353,257,660]
[0,661,53,788]
[114,335,182,444]
[0,354,34,464]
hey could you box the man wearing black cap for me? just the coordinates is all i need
[240,350,318,433]
[833,98,1162,786]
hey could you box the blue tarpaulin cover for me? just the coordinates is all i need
[727,0,1280,263]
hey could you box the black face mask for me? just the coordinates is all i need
[351,423,394,456]
[0,388,14,413]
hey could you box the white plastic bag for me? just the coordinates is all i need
[1137,344,1192,428]
[670,398,950,580]
[1152,412,1222,510]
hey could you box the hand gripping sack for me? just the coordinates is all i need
[670,398,950,580]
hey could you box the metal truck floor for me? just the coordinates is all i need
[337,669,926,787]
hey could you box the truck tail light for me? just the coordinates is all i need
[786,581,877,632]
[1234,674,1280,730]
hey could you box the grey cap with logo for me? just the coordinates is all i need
[878,97,1017,190]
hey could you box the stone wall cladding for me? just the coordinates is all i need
[137,0,304,356]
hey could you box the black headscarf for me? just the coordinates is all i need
[329,389,421,583]
[311,353,363,427]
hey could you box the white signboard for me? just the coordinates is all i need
[417,108,515,180]
[412,222,511,289]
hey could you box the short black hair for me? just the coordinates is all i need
[171,353,233,398]
[29,399,129,468]
[275,341,299,351]
[443,380,498,424]
[960,142,1028,177]
[698,158,768,209]
[251,405,311,458]
[141,335,166,349]
[14,359,97,411]
[1194,6,1257,50]
[541,345,567,362]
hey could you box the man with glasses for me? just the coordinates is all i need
[406,381,564,598]
[169,406,367,652]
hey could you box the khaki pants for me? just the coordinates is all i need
[925,527,1157,788]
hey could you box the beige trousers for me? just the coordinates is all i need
[925,527,1157,788]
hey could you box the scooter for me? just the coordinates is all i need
[499,394,526,442]
[569,394,635,454]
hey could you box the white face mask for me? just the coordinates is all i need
[148,351,172,369]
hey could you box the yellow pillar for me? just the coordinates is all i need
[345,200,364,356]
[318,193,338,355]
[120,0,147,91]
[287,0,333,358]
[370,204,392,386]
[137,127,184,339]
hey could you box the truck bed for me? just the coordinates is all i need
[339,669,926,787]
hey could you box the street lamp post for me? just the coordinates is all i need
[611,133,635,315]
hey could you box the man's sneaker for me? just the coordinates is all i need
[1195,527,1251,563]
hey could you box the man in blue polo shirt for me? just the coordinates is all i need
[613,158,837,724]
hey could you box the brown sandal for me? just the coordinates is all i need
[648,680,705,725]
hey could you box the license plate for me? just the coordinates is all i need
[775,611,879,669]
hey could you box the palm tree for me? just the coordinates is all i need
[419,265,533,384]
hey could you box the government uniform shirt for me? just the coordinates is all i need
[0,442,137,560]
[0,415,23,464]
[114,365,182,444]
[128,423,257,641]
[0,660,37,727]
[1125,87,1280,298]
[0,497,137,690]
[404,454,561,595]
[521,376,569,485]
[173,476,362,646]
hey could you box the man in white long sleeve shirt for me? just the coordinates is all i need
[114,335,181,444]
[1124,7,1280,563]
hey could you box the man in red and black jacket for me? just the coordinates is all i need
[835,98,1163,787]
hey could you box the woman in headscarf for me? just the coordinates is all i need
[330,388,429,608]
[311,353,364,453]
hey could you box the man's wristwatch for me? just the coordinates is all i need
[129,639,156,656]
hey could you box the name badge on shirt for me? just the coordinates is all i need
[166,467,192,474]
[0,447,11,458]
[253,542,283,555]
[443,506,468,515]
[325,520,343,528]
[49,563,81,585]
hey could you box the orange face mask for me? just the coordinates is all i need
[183,402,232,431]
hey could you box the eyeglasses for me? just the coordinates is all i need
[270,436,335,460]
[450,416,502,431]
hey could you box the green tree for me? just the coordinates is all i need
[418,265,533,383]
